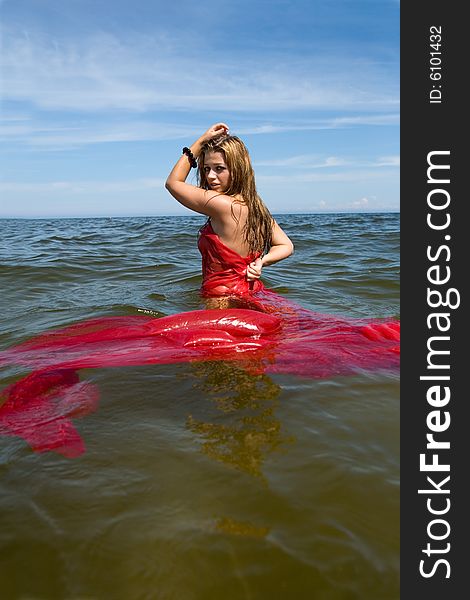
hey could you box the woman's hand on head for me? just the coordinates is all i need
[201,123,229,143]
[246,257,263,281]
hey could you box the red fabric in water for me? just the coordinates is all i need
[198,220,265,296]
[0,223,400,457]
[0,369,99,457]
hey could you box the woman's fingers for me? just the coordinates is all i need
[246,259,262,280]
[204,123,229,139]
[213,122,229,132]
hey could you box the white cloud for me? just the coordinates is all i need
[254,154,399,171]
[1,28,399,113]
[257,168,398,185]
[2,115,400,150]
[375,155,400,166]
[332,114,399,126]
[352,197,370,207]
[1,119,199,150]
[254,154,348,168]
[0,178,165,194]
[0,164,398,196]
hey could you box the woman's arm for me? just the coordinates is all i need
[165,123,229,216]
[261,221,294,266]
[247,221,294,281]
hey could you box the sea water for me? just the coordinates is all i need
[0,213,399,599]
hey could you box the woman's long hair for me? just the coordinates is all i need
[197,136,274,255]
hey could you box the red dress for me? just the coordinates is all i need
[0,221,400,458]
[198,220,264,297]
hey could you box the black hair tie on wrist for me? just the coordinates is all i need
[182,147,197,168]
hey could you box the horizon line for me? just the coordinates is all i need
[0,210,400,220]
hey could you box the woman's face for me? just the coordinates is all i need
[203,151,231,192]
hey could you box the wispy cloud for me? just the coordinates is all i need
[0,178,165,194]
[2,114,399,150]
[375,155,400,166]
[0,118,200,150]
[1,28,399,113]
[257,168,399,185]
[0,162,397,196]
[331,114,399,126]
[254,154,399,170]
[239,113,399,133]
[0,1,399,216]
[352,197,370,208]
[254,155,348,168]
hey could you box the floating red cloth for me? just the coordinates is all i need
[0,224,399,457]
[198,220,265,296]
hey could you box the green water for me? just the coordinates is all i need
[0,213,399,599]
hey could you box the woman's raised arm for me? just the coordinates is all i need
[165,123,229,216]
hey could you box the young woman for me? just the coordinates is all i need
[165,123,294,303]
[0,128,401,458]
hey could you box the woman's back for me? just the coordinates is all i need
[208,197,251,258]
[198,218,264,298]
[165,123,294,295]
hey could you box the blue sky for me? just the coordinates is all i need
[0,0,399,217]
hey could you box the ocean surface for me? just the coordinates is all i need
[0,213,399,600]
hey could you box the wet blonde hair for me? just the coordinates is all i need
[197,135,274,255]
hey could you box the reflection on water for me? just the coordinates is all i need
[0,214,400,599]
[215,516,270,538]
[187,361,294,479]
